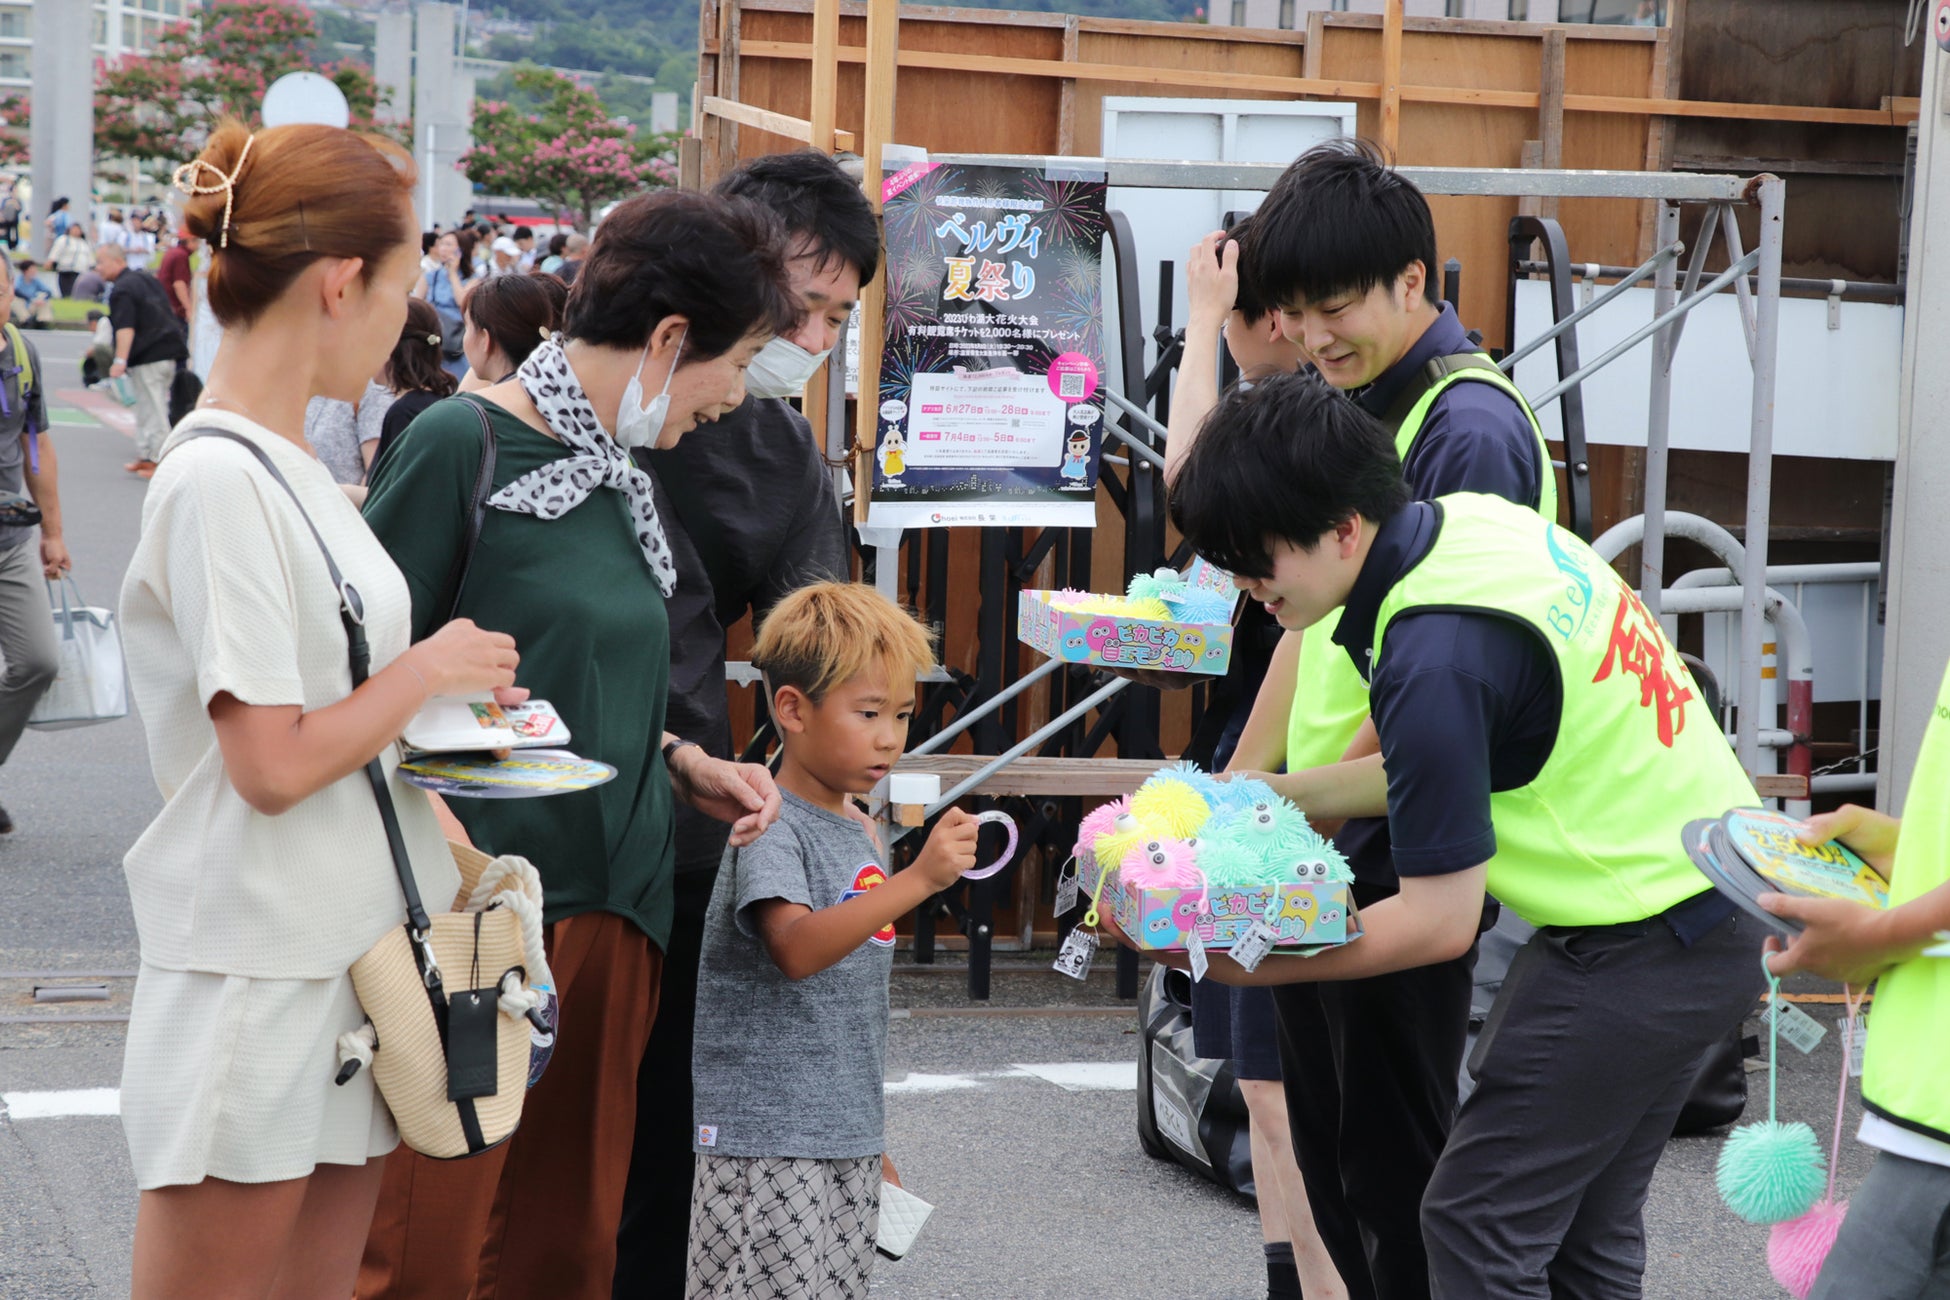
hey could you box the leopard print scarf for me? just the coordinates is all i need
[489,335,676,597]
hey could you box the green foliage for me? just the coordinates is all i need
[95,0,393,165]
[463,65,678,228]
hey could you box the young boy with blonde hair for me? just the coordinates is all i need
[685,582,977,1299]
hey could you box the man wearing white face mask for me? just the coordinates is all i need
[616,149,877,1296]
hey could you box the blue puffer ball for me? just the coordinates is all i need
[1717,1120,1826,1225]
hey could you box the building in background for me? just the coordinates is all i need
[1211,0,1661,29]
[0,0,198,91]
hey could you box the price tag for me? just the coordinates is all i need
[1052,928,1098,981]
[1185,928,1210,982]
[1771,998,1827,1055]
[1230,918,1280,974]
[1054,862,1081,918]
[1838,1011,1868,1077]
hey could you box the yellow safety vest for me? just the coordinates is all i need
[1371,493,1757,925]
[1286,356,1555,772]
[1860,659,1950,1143]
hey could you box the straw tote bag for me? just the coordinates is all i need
[177,429,550,1158]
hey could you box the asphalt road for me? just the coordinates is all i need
[0,328,1884,1298]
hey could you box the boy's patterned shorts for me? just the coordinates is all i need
[685,1151,882,1299]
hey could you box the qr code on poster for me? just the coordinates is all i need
[1058,371,1086,399]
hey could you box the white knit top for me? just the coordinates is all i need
[119,410,457,979]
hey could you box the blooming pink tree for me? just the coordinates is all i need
[461,68,677,229]
[94,0,391,166]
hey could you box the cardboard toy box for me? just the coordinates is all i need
[1080,853,1356,952]
[1016,558,1243,676]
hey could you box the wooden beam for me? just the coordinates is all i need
[809,0,841,157]
[1537,28,1565,222]
[717,0,744,180]
[856,0,898,526]
[1379,0,1403,155]
[1056,14,1079,155]
[700,95,856,150]
[893,755,1173,799]
[731,40,1912,129]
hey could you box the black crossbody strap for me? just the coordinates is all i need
[177,428,434,935]
[440,396,499,623]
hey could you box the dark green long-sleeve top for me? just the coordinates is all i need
[363,396,675,948]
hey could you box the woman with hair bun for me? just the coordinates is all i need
[373,297,460,465]
[118,120,524,1297]
[457,270,567,393]
[355,188,794,1300]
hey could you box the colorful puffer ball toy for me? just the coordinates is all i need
[1160,588,1237,626]
[1073,796,1130,864]
[1129,777,1212,840]
[1204,792,1317,866]
[1092,810,1150,872]
[1126,566,1185,604]
[1047,588,1096,609]
[1207,776,1280,815]
[1767,1199,1849,1299]
[1119,835,1202,890]
[1285,827,1354,884]
[1190,832,1265,888]
[1154,761,1226,803]
[1716,1120,1826,1225]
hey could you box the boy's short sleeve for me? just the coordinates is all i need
[728,827,815,937]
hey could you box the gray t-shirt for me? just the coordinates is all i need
[304,381,394,485]
[691,791,894,1159]
[0,328,47,552]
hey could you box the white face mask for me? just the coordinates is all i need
[614,329,685,450]
[743,335,831,400]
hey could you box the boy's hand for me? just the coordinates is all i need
[913,808,979,890]
[1761,895,1902,986]
[1798,804,1900,881]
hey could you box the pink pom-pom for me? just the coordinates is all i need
[1074,797,1129,863]
[1120,837,1200,890]
[1767,1199,1848,1299]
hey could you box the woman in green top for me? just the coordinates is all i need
[357,189,798,1299]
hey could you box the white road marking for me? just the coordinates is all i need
[2,1087,121,1120]
[883,1062,1136,1095]
[1009,1061,1138,1092]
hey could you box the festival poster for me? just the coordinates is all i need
[869,160,1111,529]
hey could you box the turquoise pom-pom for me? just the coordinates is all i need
[1716,1120,1826,1224]
[1127,568,1181,603]
[1161,588,1236,625]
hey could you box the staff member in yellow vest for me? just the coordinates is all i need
[1761,686,1950,1297]
[1149,373,1766,1299]
[1161,138,1555,1300]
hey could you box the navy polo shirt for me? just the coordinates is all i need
[1331,303,1547,889]
[1333,501,1735,942]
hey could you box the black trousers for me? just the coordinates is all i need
[1423,910,1764,1299]
[1272,885,1476,1300]
[612,865,718,1298]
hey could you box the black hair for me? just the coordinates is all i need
[1168,371,1408,579]
[465,272,567,376]
[422,231,438,254]
[1223,214,1274,323]
[714,149,881,288]
[50,197,68,212]
[1240,138,1438,310]
[563,189,796,358]
[546,232,567,257]
[513,225,534,241]
[388,298,460,397]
